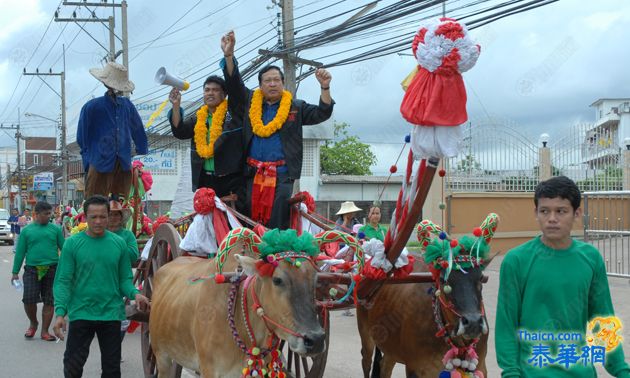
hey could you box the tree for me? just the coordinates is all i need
[455,154,481,173]
[320,122,377,175]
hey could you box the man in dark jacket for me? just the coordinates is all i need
[221,31,334,229]
[168,75,244,209]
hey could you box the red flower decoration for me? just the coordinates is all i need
[438,169,446,177]
[193,188,216,215]
[389,165,398,173]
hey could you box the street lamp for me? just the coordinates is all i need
[540,133,550,148]
[24,112,58,123]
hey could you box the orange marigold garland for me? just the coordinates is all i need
[249,89,292,138]
[194,99,228,158]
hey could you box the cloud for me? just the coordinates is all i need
[0,0,47,45]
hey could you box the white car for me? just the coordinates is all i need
[0,208,14,245]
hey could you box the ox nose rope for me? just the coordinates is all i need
[247,275,304,339]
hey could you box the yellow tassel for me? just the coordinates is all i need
[401,66,418,92]
[145,98,170,129]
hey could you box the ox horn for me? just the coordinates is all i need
[416,219,445,250]
[478,213,500,244]
[215,227,262,282]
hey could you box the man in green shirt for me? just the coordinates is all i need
[11,201,64,341]
[53,195,150,377]
[495,176,630,377]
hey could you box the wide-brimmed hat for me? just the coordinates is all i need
[89,62,135,92]
[336,201,362,216]
[109,200,131,224]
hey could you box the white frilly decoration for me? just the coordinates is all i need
[300,203,323,235]
[179,196,240,256]
[364,239,411,272]
[179,213,218,256]
[140,237,153,261]
[411,124,463,158]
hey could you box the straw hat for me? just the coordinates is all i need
[89,61,135,92]
[109,200,131,224]
[336,201,362,216]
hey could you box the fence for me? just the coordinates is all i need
[445,120,628,193]
[583,191,630,278]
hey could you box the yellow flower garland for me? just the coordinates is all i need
[194,99,228,158]
[249,89,293,138]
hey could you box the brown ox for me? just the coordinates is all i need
[149,252,325,377]
[357,259,489,377]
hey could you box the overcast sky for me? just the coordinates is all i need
[1,0,629,174]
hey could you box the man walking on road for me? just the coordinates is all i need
[8,208,21,252]
[53,195,150,377]
[11,201,64,341]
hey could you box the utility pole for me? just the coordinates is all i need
[281,0,296,95]
[56,1,128,69]
[23,64,67,205]
[0,109,22,211]
[61,45,68,205]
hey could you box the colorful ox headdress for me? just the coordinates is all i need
[419,213,499,281]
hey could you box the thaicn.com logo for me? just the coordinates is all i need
[521,316,623,369]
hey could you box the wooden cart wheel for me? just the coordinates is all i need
[140,224,184,378]
[280,309,330,378]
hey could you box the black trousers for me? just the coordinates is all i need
[245,171,294,230]
[63,320,122,378]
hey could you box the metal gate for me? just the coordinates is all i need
[583,191,630,278]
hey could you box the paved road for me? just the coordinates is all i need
[1,244,628,377]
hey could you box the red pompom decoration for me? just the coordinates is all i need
[450,239,459,248]
[438,169,446,177]
[353,274,362,283]
[473,227,483,237]
[214,274,225,284]
[389,165,398,173]
[193,187,216,215]
[152,215,170,234]
[440,260,449,269]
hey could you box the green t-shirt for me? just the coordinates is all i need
[359,224,387,241]
[12,222,64,274]
[203,112,215,172]
[495,236,630,378]
[112,228,139,266]
[53,231,139,321]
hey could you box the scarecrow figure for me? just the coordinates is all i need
[78,61,148,199]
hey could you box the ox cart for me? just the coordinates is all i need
[130,157,493,377]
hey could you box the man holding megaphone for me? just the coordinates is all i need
[168,74,244,210]
[221,30,334,230]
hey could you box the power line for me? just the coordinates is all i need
[129,0,205,63]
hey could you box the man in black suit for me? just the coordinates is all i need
[168,75,244,209]
[221,31,334,229]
